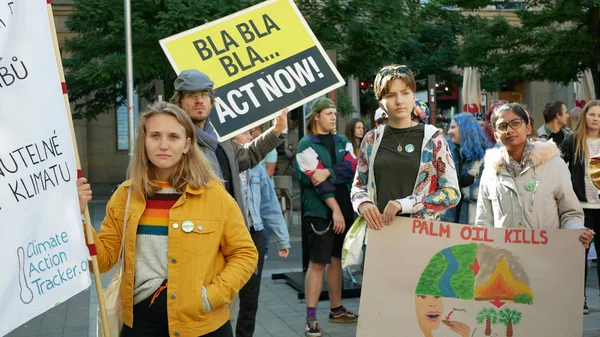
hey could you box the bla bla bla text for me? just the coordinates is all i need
[193,14,282,77]
[411,220,549,245]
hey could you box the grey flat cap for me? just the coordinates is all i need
[174,69,214,91]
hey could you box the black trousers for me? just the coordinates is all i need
[584,208,600,297]
[235,228,266,337]
[120,282,233,337]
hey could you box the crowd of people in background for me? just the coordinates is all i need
[76,63,599,337]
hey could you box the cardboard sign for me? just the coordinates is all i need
[358,218,584,337]
[0,1,91,335]
[160,0,345,141]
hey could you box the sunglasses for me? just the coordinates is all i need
[378,66,412,78]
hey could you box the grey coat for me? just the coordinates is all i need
[475,141,584,230]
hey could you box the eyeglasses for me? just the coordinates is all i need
[378,66,412,78]
[183,91,211,99]
[495,118,525,133]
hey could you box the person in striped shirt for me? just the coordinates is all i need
[77,101,257,337]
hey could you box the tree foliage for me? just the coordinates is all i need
[64,0,264,119]
[476,308,498,324]
[64,0,464,119]
[441,0,600,92]
[299,0,464,81]
[498,308,522,326]
[63,0,600,120]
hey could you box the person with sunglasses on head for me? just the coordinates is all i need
[475,103,591,247]
[351,64,460,231]
[559,100,600,314]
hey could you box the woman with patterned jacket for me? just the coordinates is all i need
[351,64,460,229]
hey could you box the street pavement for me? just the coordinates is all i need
[6,184,600,337]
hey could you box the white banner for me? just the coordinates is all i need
[0,1,91,335]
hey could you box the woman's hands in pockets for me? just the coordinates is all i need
[77,177,92,213]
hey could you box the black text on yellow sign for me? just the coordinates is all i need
[193,14,281,77]
[160,0,345,140]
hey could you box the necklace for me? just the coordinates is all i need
[388,123,415,153]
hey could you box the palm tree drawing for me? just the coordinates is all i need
[476,308,498,336]
[498,308,522,337]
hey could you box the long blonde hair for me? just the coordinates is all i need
[574,100,600,163]
[128,101,220,198]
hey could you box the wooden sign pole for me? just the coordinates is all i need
[45,2,111,337]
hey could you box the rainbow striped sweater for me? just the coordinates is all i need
[133,182,181,305]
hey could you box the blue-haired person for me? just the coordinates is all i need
[441,113,491,224]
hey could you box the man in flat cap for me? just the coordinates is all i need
[170,69,288,336]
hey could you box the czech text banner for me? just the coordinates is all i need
[0,1,91,335]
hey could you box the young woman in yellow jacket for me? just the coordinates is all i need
[77,101,258,337]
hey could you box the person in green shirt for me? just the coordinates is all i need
[295,97,359,336]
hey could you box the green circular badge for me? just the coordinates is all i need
[524,181,536,192]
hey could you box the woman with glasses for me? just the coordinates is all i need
[559,100,600,314]
[351,64,460,230]
[475,103,591,244]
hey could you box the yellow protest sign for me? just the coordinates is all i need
[160,0,345,141]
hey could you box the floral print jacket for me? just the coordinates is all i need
[350,124,460,219]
